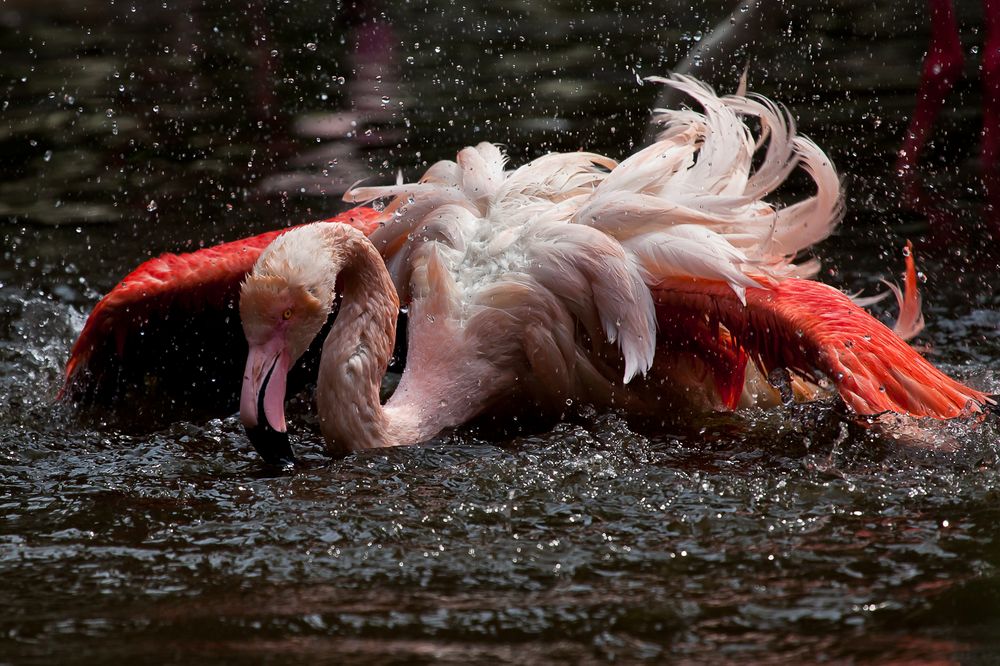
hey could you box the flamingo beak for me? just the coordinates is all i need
[240,337,295,465]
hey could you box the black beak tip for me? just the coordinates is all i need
[245,424,296,466]
[247,357,295,466]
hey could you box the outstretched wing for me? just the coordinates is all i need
[62,206,380,419]
[652,276,991,418]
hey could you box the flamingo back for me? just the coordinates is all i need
[345,75,843,402]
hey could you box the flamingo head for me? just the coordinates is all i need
[238,228,337,464]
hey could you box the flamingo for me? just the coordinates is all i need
[230,75,991,463]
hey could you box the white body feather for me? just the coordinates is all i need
[345,75,842,410]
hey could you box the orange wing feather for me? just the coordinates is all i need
[652,277,991,418]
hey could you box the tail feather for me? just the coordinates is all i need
[885,241,926,341]
[582,74,844,299]
[767,136,844,259]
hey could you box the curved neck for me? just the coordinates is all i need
[313,223,404,452]
[313,224,503,452]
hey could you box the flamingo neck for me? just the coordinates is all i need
[380,297,507,445]
[313,224,506,452]
[314,224,404,452]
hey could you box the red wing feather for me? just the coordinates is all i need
[652,277,991,418]
[653,308,749,410]
[62,206,380,413]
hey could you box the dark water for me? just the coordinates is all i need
[3,1,1000,662]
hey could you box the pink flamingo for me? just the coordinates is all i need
[233,76,990,462]
[64,77,991,463]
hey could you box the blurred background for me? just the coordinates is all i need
[1,0,994,253]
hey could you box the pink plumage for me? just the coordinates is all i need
[64,75,991,459]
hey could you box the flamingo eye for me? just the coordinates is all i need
[282,308,293,320]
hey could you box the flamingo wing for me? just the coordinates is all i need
[62,206,380,417]
[652,276,992,418]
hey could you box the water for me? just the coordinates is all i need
[3,1,1000,662]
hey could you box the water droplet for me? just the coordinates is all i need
[147,200,158,212]
[43,150,52,162]
[305,42,317,51]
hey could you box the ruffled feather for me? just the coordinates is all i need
[343,74,855,398]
